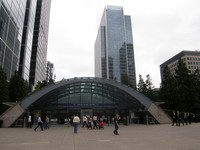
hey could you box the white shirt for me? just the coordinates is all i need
[37,117,43,123]
[73,116,80,123]
[28,116,31,122]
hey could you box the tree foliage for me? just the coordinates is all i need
[35,79,55,91]
[0,67,9,114]
[137,74,156,100]
[160,59,200,113]
[9,71,31,102]
[159,66,177,109]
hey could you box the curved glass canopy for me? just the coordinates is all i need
[1,78,171,127]
[28,80,145,116]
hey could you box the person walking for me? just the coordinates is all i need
[27,115,32,128]
[93,115,98,129]
[113,113,120,135]
[87,116,93,129]
[177,111,184,126]
[34,116,43,131]
[45,116,50,129]
[171,111,177,126]
[82,115,88,128]
[183,112,188,125]
[73,115,80,133]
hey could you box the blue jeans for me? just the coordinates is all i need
[73,123,78,133]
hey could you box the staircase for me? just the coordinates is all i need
[148,103,172,124]
[0,103,24,127]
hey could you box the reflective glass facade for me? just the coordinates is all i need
[95,6,136,88]
[46,61,55,81]
[19,0,37,81]
[5,77,170,127]
[0,0,51,87]
[29,0,51,87]
[24,78,145,124]
[0,0,27,79]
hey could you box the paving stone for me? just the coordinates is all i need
[0,123,199,150]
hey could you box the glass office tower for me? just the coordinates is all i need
[29,0,51,87]
[19,0,37,81]
[0,0,27,79]
[95,5,136,88]
[0,0,51,88]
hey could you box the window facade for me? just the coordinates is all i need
[95,6,136,88]
[160,51,200,81]
[0,0,27,79]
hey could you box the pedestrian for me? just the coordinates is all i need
[45,116,50,129]
[82,115,88,128]
[171,111,177,126]
[93,115,98,129]
[177,111,184,126]
[73,115,80,133]
[27,115,32,128]
[98,118,104,129]
[34,116,43,131]
[87,115,93,129]
[187,112,191,124]
[113,113,120,135]
[183,112,188,125]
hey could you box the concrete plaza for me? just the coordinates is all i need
[0,123,200,150]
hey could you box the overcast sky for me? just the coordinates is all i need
[47,0,200,88]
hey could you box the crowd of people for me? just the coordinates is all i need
[27,115,50,131]
[171,111,192,126]
[81,115,105,130]
[27,111,198,134]
[28,113,121,135]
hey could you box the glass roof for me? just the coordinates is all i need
[28,81,145,111]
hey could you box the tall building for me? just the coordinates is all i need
[46,61,55,82]
[0,0,51,88]
[0,0,28,79]
[18,0,37,81]
[95,5,136,88]
[160,50,200,81]
[29,0,51,87]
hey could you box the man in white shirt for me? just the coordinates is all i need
[34,116,43,131]
[28,115,32,128]
[82,115,88,128]
[73,115,80,133]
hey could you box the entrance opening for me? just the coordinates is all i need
[80,109,93,123]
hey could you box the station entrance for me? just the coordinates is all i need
[1,77,171,128]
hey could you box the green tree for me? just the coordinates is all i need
[145,74,154,99]
[35,79,52,91]
[160,66,177,109]
[35,81,42,91]
[48,78,55,84]
[137,74,155,100]
[189,69,200,112]
[0,67,9,114]
[137,74,146,93]
[174,59,192,111]
[9,71,30,102]
[160,60,200,113]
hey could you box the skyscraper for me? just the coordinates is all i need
[46,61,55,82]
[0,0,51,88]
[29,0,51,87]
[95,5,136,88]
[19,0,37,81]
[0,0,28,79]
